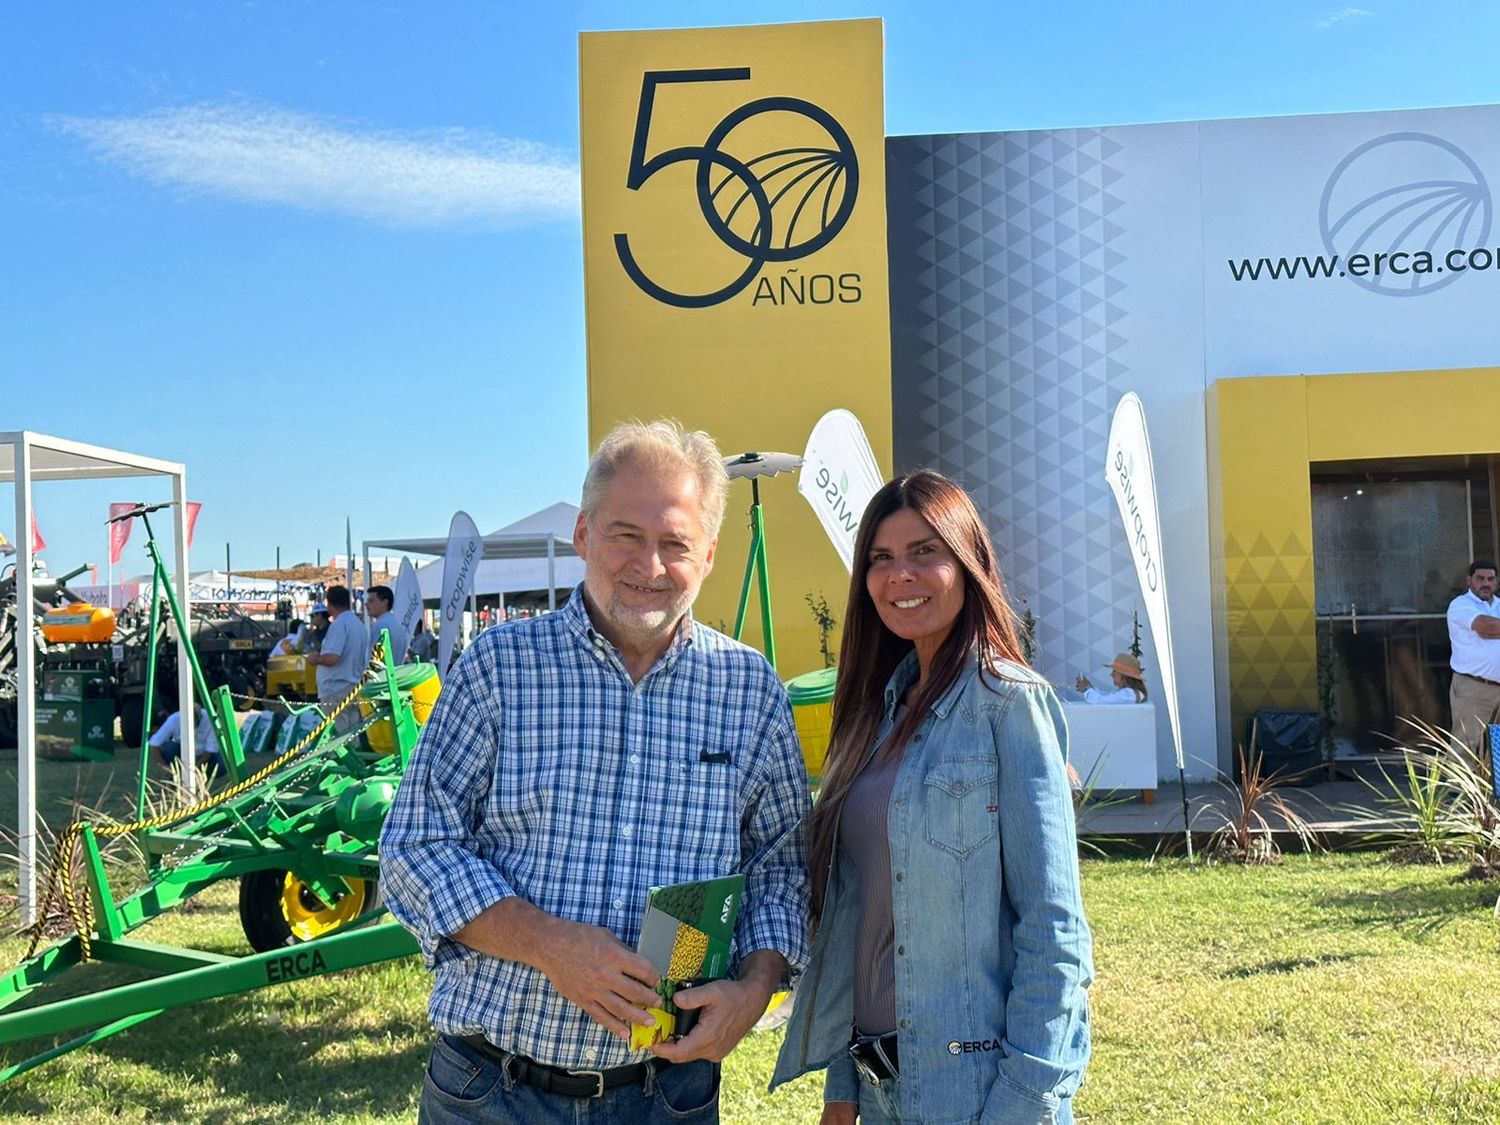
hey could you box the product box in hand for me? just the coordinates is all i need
[629,874,745,1050]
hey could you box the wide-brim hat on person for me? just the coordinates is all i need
[311,604,329,616]
[1107,652,1143,677]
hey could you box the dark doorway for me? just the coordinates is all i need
[1311,454,1500,753]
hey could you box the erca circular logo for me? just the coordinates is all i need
[1319,131,1491,297]
[947,1041,962,1056]
[613,67,859,309]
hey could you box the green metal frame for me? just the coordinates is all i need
[0,506,429,1082]
[731,476,778,673]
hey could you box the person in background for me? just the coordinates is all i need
[773,470,1092,1124]
[270,618,306,659]
[297,606,330,654]
[408,618,437,663]
[1447,559,1500,768]
[304,586,368,735]
[147,706,223,778]
[1075,653,1148,705]
[366,584,408,664]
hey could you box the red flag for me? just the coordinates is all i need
[108,503,136,564]
[185,501,203,547]
[30,512,45,553]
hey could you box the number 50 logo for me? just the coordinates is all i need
[613,68,860,309]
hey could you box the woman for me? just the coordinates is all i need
[772,471,1093,1124]
[1075,652,1148,705]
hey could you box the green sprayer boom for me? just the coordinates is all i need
[0,507,426,1082]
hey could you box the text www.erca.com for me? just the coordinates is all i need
[1227,246,1500,281]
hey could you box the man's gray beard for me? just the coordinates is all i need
[608,596,690,646]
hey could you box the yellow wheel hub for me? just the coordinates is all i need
[280,873,367,941]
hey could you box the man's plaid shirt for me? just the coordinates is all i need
[379,586,811,1070]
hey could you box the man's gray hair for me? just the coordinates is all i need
[580,419,729,537]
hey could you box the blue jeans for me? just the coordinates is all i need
[418,1035,720,1124]
[857,1076,902,1124]
[155,739,223,778]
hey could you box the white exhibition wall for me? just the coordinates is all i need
[889,102,1500,779]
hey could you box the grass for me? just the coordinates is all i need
[0,751,1498,1121]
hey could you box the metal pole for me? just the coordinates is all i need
[15,435,36,927]
[751,484,777,673]
[547,533,556,612]
[172,476,196,799]
[135,567,162,822]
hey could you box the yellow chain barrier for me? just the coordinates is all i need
[21,646,391,963]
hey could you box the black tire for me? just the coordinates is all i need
[238,868,379,953]
[118,695,145,750]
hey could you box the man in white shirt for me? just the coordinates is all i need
[269,618,306,660]
[365,584,407,664]
[1447,560,1500,762]
[148,706,223,777]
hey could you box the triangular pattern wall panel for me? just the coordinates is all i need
[888,131,1139,681]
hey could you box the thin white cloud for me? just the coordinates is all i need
[53,103,579,228]
[1316,7,1371,29]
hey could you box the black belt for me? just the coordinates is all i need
[849,1030,899,1084]
[455,1035,668,1099]
[1457,671,1500,688]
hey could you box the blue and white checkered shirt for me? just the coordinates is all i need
[379,586,811,1070]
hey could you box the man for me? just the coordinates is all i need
[269,617,306,660]
[1448,560,1500,765]
[147,705,223,779]
[304,585,368,736]
[380,420,810,1123]
[290,605,329,655]
[365,584,408,664]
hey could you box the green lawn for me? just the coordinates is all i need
[0,752,1497,1122]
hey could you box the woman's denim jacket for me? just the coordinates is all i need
[771,652,1093,1124]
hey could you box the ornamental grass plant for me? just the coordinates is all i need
[1199,742,1320,864]
[1349,720,1500,886]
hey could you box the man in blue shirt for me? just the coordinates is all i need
[380,420,810,1123]
[305,585,368,735]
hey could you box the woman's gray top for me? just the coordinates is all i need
[840,723,905,1037]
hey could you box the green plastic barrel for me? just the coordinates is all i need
[785,666,837,782]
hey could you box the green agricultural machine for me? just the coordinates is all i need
[0,504,427,1083]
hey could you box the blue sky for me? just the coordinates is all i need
[5,1,1499,578]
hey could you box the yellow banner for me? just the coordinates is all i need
[579,18,892,676]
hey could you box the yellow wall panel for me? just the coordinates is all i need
[1208,376,1318,743]
[579,19,890,675]
[1211,366,1500,755]
[1306,367,1500,461]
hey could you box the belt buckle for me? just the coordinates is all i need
[568,1068,606,1098]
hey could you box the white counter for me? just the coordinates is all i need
[1061,701,1158,797]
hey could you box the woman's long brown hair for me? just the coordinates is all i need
[805,470,1027,926]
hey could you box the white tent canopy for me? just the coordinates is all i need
[2,431,195,927]
[365,501,584,608]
